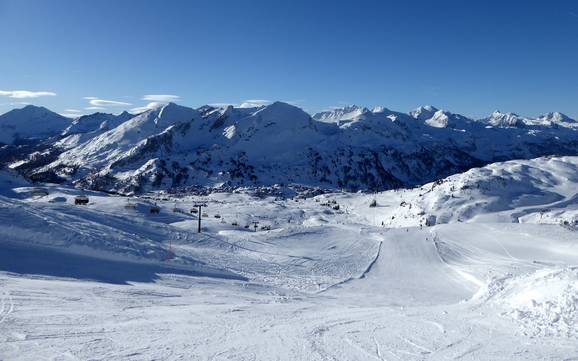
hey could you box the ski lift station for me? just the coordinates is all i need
[31,188,49,198]
[74,195,89,205]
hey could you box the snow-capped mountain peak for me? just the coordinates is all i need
[485,110,525,127]
[410,105,439,121]
[371,106,391,114]
[63,111,134,136]
[312,105,369,123]
[537,111,575,124]
[251,101,312,125]
[424,110,451,128]
[0,105,71,144]
[408,106,472,129]
[5,101,578,194]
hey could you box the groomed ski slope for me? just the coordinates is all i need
[1,156,578,360]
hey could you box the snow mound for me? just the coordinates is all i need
[476,268,578,338]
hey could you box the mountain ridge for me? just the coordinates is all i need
[2,101,577,194]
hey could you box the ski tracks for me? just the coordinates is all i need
[0,287,14,326]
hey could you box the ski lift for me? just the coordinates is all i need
[173,202,184,213]
[124,198,136,209]
[31,188,49,198]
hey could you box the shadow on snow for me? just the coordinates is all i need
[0,242,247,285]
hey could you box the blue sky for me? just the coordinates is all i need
[0,0,577,118]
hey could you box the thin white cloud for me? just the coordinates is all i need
[0,90,56,99]
[130,102,163,114]
[0,101,30,107]
[208,102,236,107]
[60,113,83,118]
[131,95,180,113]
[239,99,271,108]
[85,106,106,111]
[208,99,277,109]
[83,96,131,107]
[60,108,86,118]
[142,94,180,102]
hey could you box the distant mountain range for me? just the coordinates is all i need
[1,102,577,194]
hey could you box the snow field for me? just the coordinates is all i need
[1,156,578,359]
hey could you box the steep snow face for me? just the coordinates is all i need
[312,105,409,140]
[312,105,369,124]
[63,111,133,136]
[53,103,199,169]
[482,110,576,128]
[371,106,390,113]
[535,112,576,125]
[425,110,452,128]
[39,102,327,192]
[485,110,525,127]
[407,106,472,129]
[229,101,320,154]
[0,105,71,144]
[410,105,439,121]
[57,111,135,149]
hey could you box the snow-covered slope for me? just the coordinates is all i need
[62,111,133,136]
[0,105,71,144]
[2,155,578,359]
[57,111,134,149]
[339,155,578,229]
[50,103,199,171]
[0,167,29,196]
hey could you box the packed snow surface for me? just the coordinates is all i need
[1,156,578,360]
